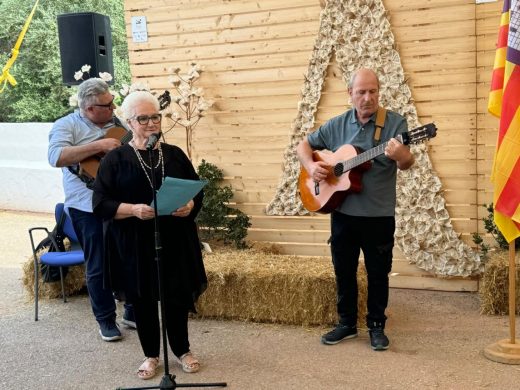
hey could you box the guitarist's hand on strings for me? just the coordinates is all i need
[308,160,331,183]
[96,138,122,154]
[384,138,415,170]
[56,138,122,167]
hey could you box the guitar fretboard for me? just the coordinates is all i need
[121,131,133,144]
[334,136,399,177]
[333,123,437,177]
[341,141,390,173]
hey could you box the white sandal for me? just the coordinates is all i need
[175,351,200,373]
[137,357,159,380]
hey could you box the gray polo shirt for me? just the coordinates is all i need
[307,108,407,217]
[48,110,117,213]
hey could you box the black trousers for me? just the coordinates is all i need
[330,212,394,328]
[133,297,190,359]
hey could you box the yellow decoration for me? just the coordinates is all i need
[0,0,40,93]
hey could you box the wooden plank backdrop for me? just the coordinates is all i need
[124,0,504,291]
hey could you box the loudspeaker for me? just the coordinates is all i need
[57,12,114,86]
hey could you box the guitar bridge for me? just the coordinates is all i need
[314,181,320,196]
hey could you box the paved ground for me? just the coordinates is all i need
[2,209,520,390]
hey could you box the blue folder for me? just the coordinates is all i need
[151,177,207,216]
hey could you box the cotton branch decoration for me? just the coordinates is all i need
[162,63,214,160]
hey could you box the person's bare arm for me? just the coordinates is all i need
[384,138,415,171]
[114,203,155,220]
[55,138,121,167]
[296,138,330,182]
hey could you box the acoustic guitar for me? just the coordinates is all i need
[78,90,172,180]
[298,123,437,213]
[78,126,132,180]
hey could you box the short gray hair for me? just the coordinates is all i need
[77,78,110,110]
[120,91,160,121]
[348,68,380,90]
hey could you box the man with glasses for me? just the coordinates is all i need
[48,78,135,341]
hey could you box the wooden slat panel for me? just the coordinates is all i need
[250,216,330,231]
[389,275,478,292]
[125,0,488,292]
[125,0,319,18]
[132,52,315,77]
[128,20,321,52]
[384,0,475,12]
[389,4,475,27]
[142,6,322,36]
[392,20,475,43]
[129,36,316,65]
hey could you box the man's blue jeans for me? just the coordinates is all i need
[69,208,116,323]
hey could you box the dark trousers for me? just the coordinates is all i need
[133,297,190,359]
[69,208,116,323]
[330,212,394,328]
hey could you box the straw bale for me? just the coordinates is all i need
[479,250,520,315]
[22,245,86,300]
[196,247,368,328]
[21,242,368,327]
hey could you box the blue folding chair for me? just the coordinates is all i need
[28,203,85,321]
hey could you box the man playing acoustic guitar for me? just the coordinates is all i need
[297,68,415,351]
[48,78,135,341]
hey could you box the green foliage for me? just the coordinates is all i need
[0,0,130,122]
[471,232,490,259]
[472,203,520,258]
[196,160,251,249]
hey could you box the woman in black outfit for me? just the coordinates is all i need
[92,91,207,380]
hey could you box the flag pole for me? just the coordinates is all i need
[509,239,516,344]
[484,239,520,364]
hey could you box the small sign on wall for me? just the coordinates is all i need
[131,16,148,43]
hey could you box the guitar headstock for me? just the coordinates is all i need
[406,123,437,145]
[158,90,171,110]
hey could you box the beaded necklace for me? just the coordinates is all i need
[130,141,165,190]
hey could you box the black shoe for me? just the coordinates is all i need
[99,320,123,341]
[113,291,122,302]
[321,324,357,345]
[369,327,389,351]
[121,306,136,329]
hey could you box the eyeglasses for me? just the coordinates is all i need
[132,114,162,125]
[92,98,115,109]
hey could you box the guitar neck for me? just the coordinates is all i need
[120,131,133,145]
[340,139,390,172]
[332,123,436,177]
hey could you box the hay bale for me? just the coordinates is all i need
[479,250,520,315]
[22,246,86,300]
[197,247,368,328]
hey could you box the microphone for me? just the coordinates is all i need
[146,132,162,150]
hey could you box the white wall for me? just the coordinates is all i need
[0,123,63,212]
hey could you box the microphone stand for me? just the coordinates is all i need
[118,139,227,389]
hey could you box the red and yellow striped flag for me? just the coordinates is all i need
[488,0,520,243]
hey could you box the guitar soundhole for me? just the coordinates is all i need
[333,163,343,177]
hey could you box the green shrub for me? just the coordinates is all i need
[196,160,251,249]
[473,203,520,259]
[0,0,130,122]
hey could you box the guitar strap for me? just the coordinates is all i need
[374,106,386,145]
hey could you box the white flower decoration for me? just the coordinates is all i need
[68,94,79,107]
[99,72,113,82]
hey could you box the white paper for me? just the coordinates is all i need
[131,16,148,43]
